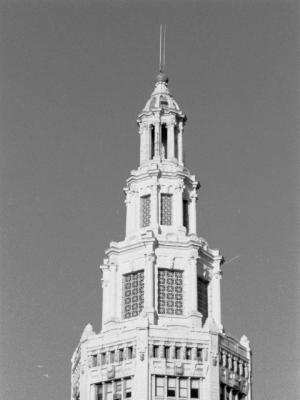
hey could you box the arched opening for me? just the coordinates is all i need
[161,124,168,159]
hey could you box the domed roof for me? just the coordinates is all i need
[142,77,181,113]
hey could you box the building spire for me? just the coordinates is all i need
[157,24,168,84]
[159,24,166,73]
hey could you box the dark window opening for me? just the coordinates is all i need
[186,347,192,360]
[175,347,181,359]
[174,127,179,159]
[197,278,208,323]
[127,346,133,359]
[191,379,199,399]
[164,346,170,359]
[150,125,155,159]
[161,124,168,159]
[167,389,176,397]
[96,384,103,400]
[153,345,159,358]
[197,348,202,361]
[183,199,189,231]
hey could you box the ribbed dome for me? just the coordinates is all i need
[142,80,180,113]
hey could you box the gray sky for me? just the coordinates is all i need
[0,1,299,399]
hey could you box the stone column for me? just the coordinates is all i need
[125,190,134,236]
[139,125,146,164]
[154,122,161,159]
[150,180,159,228]
[167,122,175,160]
[112,262,118,320]
[174,185,183,228]
[144,253,156,317]
[211,268,222,329]
[178,121,183,164]
[146,125,151,160]
[188,258,198,313]
[189,188,198,235]
[100,260,109,326]
[90,384,96,400]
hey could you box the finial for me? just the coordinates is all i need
[157,24,168,84]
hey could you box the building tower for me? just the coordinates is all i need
[71,65,252,400]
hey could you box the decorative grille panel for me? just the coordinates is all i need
[197,278,208,321]
[158,269,183,315]
[161,194,172,225]
[141,195,151,227]
[123,270,144,319]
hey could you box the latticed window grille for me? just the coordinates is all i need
[158,269,183,315]
[160,194,172,225]
[123,270,144,319]
[197,278,208,322]
[140,195,151,227]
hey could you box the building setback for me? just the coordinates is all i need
[71,69,252,400]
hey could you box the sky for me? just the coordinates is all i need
[0,1,299,399]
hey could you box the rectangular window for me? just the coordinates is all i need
[167,377,176,397]
[191,379,199,398]
[92,354,97,367]
[96,384,103,400]
[158,269,183,315]
[115,380,122,395]
[106,382,112,400]
[141,195,151,227]
[155,376,164,397]
[123,270,144,319]
[101,353,106,365]
[220,384,225,400]
[197,278,208,322]
[118,349,123,362]
[197,348,202,361]
[179,378,188,398]
[125,378,132,398]
[160,194,172,225]
[226,387,231,400]
[127,346,133,359]
[110,351,115,363]
[183,199,189,231]
[164,346,170,359]
[153,345,159,358]
[186,347,192,360]
[175,346,181,359]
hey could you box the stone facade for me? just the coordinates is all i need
[71,73,252,400]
